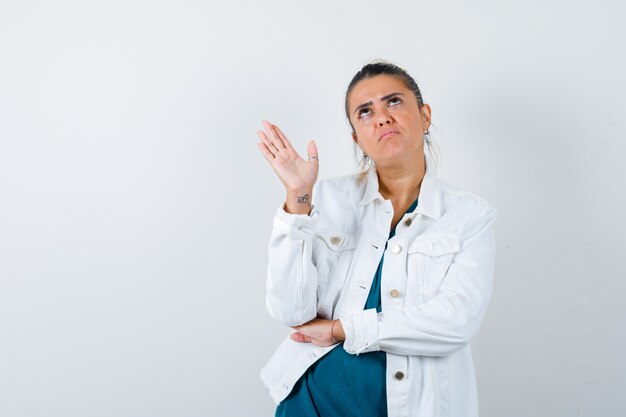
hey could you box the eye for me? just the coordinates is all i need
[388,96,401,106]
[357,108,370,119]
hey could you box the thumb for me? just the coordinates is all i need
[307,140,318,159]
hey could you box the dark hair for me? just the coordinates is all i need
[344,60,426,133]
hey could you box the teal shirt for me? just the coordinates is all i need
[276,197,419,417]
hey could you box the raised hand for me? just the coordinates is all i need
[256,120,319,214]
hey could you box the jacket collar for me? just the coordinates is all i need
[358,156,442,219]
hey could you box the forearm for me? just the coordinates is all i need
[265,202,320,326]
[341,216,497,356]
[340,278,493,356]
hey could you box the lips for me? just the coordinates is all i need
[379,130,399,141]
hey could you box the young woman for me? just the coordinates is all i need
[256,60,497,417]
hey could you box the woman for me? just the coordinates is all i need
[256,60,497,417]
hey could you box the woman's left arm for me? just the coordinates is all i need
[338,204,498,357]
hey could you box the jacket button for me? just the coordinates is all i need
[389,289,400,298]
[393,371,405,381]
[330,235,341,246]
[391,244,402,253]
[404,218,412,226]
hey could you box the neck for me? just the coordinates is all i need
[376,155,426,203]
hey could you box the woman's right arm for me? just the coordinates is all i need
[257,121,321,326]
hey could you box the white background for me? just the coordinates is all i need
[1,0,625,416]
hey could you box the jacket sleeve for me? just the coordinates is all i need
[340,204,497,357]
[265,186,322,327]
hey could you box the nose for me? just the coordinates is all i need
[378,119,391,126]
[377,109,392,126]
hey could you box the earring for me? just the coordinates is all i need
[362,151,369,159]
[423,130,431,145]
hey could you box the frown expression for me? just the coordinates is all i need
[348,74,431,168]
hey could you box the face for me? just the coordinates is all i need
[348,74,431,169]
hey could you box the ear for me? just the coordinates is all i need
[421,104,432,131]
[351,132,358,144]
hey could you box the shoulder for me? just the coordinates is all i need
[317,171,362,188]
[310,172,364,232]
[434,178,498,237]
[313,172,364,201]
[439,179,495,211]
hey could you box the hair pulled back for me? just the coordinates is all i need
[344,59,436,180]
[344,60,426,132]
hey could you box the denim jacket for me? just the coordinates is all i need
[260,158,497,417]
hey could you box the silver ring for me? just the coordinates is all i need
[308,155,318,161]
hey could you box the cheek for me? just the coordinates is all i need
[400,108,421,123]
[353,124,374,143]
[401,112,424,132]
[351,119,366,138]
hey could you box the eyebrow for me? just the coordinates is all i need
[353,92,404,115]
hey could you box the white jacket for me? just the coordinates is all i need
[260,158,497,417]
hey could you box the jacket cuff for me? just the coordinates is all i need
[273,202,320,240]
[340,308,380,355]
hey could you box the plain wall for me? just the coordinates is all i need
[1,0,624,416]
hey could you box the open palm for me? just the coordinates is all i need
[256,120,318,192]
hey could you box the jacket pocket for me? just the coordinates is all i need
[408,234,460,301]
[313,228,358,319]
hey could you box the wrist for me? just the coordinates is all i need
[286,185,313,195]
[285,189,313,215]
[331,319,345,342]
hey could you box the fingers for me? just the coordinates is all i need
[257,131,279,158]
[256,121,319,185]
[261,120,287,152]
[256,141,275,163]
[290,332,312,343]
[272,124,294,151]
[307,140,318,161]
